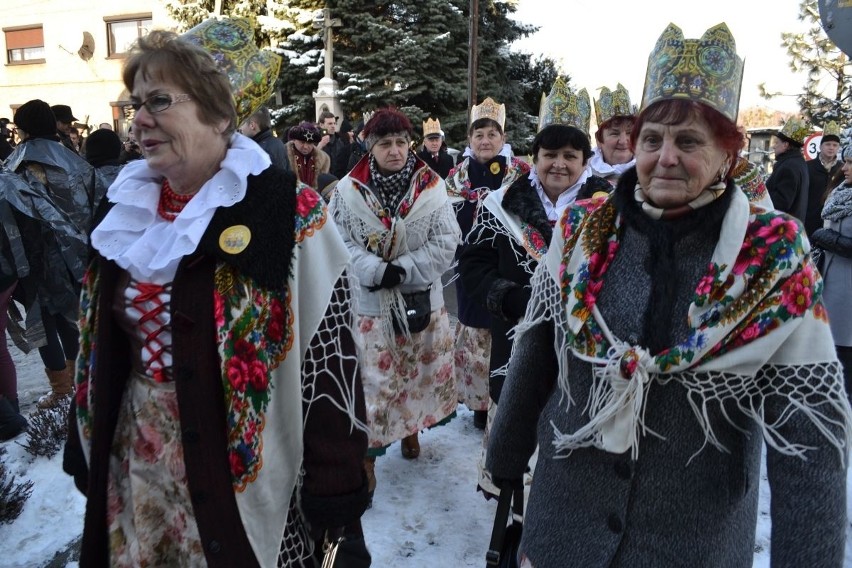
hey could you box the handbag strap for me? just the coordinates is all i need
[486,484,524,566]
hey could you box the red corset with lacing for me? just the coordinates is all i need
[125,279,173,383]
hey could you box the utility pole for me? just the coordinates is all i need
[467,0,479,123]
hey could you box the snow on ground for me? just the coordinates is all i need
[2,335,852,566]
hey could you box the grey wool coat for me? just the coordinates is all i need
[487,174,848,568]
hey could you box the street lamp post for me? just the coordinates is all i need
[468,0,479,124]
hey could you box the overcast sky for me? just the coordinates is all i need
[510,0,815,113]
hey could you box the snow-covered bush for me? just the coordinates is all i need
[0,447,33,524]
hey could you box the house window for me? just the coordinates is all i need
[106,15,152,57]
[4,26,45,64]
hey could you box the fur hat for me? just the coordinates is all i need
[362,108,413,150]
[50,104,77,124]
[14,99,57,138]
[84,129,123,167]
[288,121,321,143]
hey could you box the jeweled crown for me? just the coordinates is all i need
[470,97,506,129]
[538,77,591,133]
[422,118,443,137]
[594,83,636,126]
[641,23,744,123]
[182,17,282,125]
[777,115,810,145]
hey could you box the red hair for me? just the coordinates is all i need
[630,100,744,178]
[594,116,635,144]
[362,107,413,140]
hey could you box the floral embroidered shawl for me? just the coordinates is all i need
[521,187,852,460]
[75,183,353,568]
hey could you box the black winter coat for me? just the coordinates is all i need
[767,147,809,221]
[417,148,455,178]
[805,155,841,235]
[458,175,552,401]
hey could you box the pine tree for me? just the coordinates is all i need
[761,0,850,126]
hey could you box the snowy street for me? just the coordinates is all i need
[2,307,852,566]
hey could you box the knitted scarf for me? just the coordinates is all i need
[821,182,852,222]
[369,151,417,215]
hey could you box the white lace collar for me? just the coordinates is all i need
[589,147,635,179]
[91,133,271,282]
[462,143,514,162]
[530,165,590,222]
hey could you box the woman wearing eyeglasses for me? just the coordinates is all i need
[63,20,371,567]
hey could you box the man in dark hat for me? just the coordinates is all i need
[51,104,79,153]
[804,123,843,235]
[767,117,810,222]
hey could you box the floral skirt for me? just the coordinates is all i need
[107,372,206,567]
[453,324,491,412]
[356,307,457,448]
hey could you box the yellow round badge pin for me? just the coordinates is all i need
[489,162,501,175]
[219,225,251,254]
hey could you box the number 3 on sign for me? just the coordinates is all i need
[803,133,822,161]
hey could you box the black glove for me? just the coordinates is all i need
[301,482,371,532]
[502,286,531,320]
[368,263,405,292]
[812,228,852,258]
[811,228,838,250]
[491,476,523,492]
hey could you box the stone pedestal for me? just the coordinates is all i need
[313,77,343,123]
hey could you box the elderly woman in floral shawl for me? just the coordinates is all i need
[330,107,460,496]
[486,23,851,568]
[63,20,370,568]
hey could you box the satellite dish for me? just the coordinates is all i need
[78,31,94,61]
[818,0,852,56]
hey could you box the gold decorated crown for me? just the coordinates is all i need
[422,117,443,137]
[777,115,810,145]
[182,17,282,125]
[538,77,591,133]
[641,23,744,122]
[594,83,636,125]
[823,120,841,138]
[470,97,506,129]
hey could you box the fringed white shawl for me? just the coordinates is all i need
[517,188,852,461]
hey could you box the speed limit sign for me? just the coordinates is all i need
[803,133,823,160]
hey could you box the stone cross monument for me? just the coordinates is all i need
[312,8,344,123]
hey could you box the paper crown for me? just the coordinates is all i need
[182,17,282,125]
[470,97,506,129]
[777,115,810,145]
[822,120,841,140]
[731,156,768,204]
[423,118,444,137]
[594,83,636,125]
[362,111,375,126]
[641,23,744,123]
[538,78,591,133]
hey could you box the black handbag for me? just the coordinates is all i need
[391,286,432,335]
[486,484,524,568]
[320,530,372,568]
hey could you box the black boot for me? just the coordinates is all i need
[0,396,27,441]
[473,410,487,430]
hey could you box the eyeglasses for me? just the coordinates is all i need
[129,93,192,114]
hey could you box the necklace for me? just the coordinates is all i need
[157,179,195,221]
